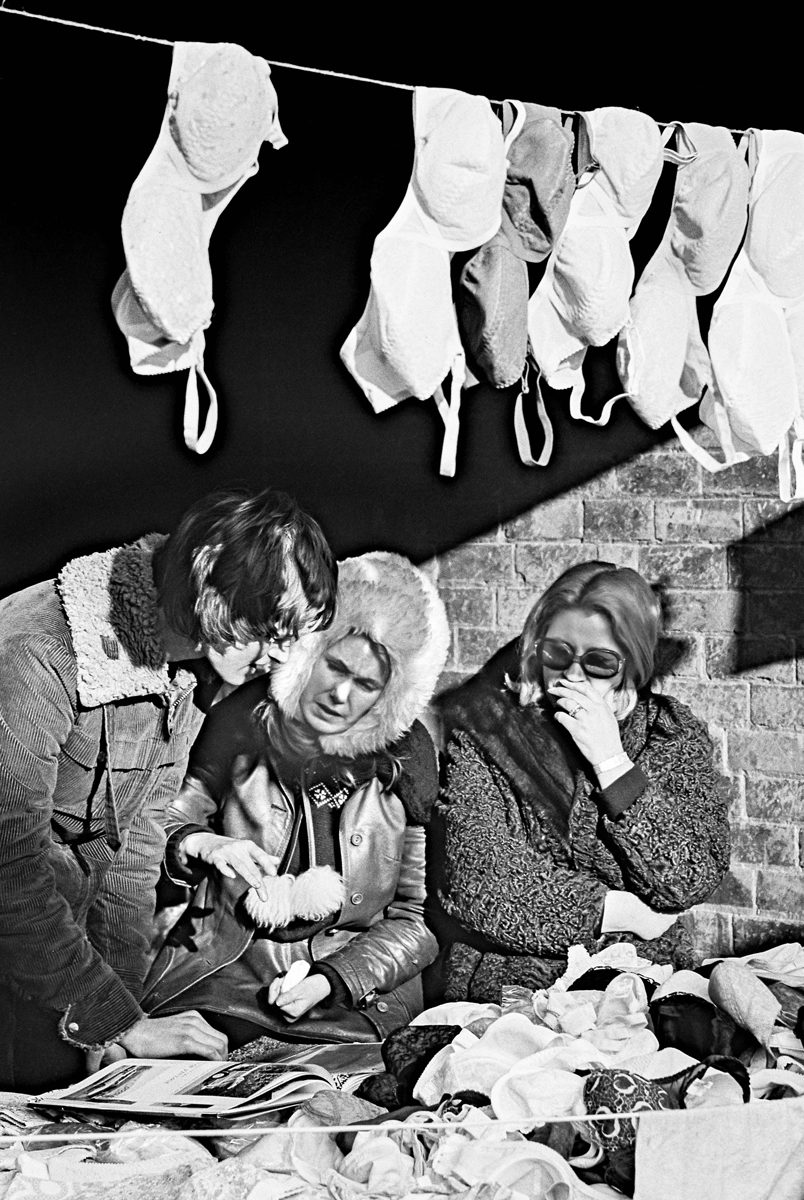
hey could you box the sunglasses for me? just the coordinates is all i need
[535,637,625,679]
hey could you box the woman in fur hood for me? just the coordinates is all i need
[142,551,450,1046]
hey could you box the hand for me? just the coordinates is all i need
[601,890,680,941]
[181,832,279,900]
[548,678,623,767]
[85,1041,127,1075]
[266,974,333,1023]
[116,1011,229,1060]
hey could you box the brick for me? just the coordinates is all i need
[503,499,582,541]
[589,544,640,570]
[658,633,706,679]
[437,543,514,586]
[730,544,804,591]
[703,454,779,496]
[639,546,728,589]
[616,454,701,496]
[439,586,494,629]
[568,468,619,498]
[705,636,795,684]
[662,589,743,633]
[732,915,804,955]
[665,680,749,728]
[727,729,804,774]
[454,628,509,671]
[583,499,654,542]
[707,864,755,908]
[730,821,797,867]
[514,544,592,589]
[757,868,804,914]
[743,499,804,539]
[750,685,804,730]
[654,499,742,543]
[687,909,733,959]
[497,587,538,633]
[745,592,804,637]
[745,776,804,822]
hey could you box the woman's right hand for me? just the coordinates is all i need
[181,831,279,900]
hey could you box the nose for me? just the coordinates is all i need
[329,678,352,705]
[261,637,295,667]
[563,658,586,682]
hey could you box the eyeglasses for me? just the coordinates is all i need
[535,638,625,679]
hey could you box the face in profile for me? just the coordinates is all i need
[204,636,295,687]
[540,607,626,706]
[298,633,390,737]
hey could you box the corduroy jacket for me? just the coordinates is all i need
[0,536,205,1049]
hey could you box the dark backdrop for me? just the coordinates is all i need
[0,7,794,590]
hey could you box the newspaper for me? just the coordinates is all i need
[32,1042,384,1121]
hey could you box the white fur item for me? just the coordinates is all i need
[243,866,345,930]
[270,551,450,757]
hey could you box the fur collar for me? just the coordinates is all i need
[57,533,194,707]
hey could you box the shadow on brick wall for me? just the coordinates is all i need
[727,506,804,671]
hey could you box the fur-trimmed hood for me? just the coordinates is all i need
[270,551,450,757]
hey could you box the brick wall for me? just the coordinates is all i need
[426,433,804,961]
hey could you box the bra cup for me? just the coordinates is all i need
[554,226,634,343]
[749,152,804,300]
[412,88,507,248]
[706,285,798,455]
[785,304,804,411]
[591,107,664,225]
[616,258,694,429]
[672,150,750,294]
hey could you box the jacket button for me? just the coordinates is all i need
[349,833,363,846]
[376,1001,389,1013]
[350,892,363,905]
[67,1021,79,1032]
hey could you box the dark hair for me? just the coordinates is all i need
[516,561,661,708]
[154,486,337,650]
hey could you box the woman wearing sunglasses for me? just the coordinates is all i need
[431,560,730,1004]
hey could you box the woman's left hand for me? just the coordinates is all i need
[549,678,623,766]
[266,973,333,1022]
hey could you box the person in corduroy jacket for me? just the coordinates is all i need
[0,486,336,1091]
[431,560,731,1005]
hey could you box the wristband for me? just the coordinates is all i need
[594,752,631,774]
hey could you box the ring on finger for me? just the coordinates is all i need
[568,703,582,717]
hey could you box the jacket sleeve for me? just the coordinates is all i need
[0,635,142,1049]
[313,822,439,1003]
[594,699,731,910]
[161,697,246,884]
[436,729,608,956]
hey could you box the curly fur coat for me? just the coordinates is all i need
[431,673,731,1004]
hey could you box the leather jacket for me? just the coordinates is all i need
[142,680,439,1041]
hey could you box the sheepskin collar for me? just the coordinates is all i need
[57,533,194,708]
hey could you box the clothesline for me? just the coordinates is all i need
[0,4,747,134]
[0,1100,759,1145]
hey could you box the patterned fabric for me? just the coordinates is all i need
[432,677,730,1003]
[582,1068,675,1150]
